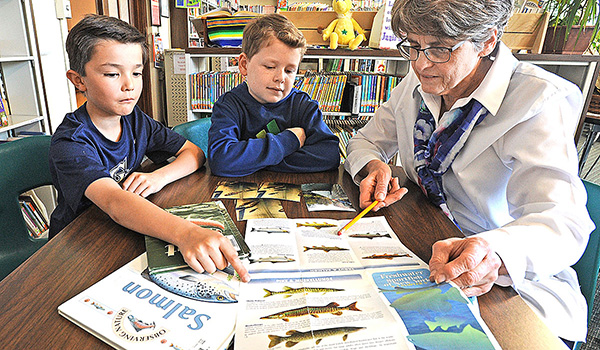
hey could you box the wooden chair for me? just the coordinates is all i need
[573,179,600,349]
[502,12,550,54]
[0,136,52,280]
[172,117,211,153]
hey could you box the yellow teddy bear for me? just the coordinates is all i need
[322,0,366,50]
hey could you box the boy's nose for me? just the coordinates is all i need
[273,69,285,83]
[122,76,134,91]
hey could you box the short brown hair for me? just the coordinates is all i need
[242,13,307,60]
[66,14,148,76]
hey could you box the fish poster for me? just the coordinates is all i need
[301,183,355,212]
[236,198,287,221]
[58,254,237,350]
[235,217,499,349]
[372,269,500,350]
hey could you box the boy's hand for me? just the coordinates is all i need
[122,172,167,198]
[177,225,251,282]
[287,127,306,147]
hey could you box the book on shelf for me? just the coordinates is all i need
[58,254,238,350]
[236,217,500,350]
[19,192,49,238]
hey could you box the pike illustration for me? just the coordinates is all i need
[248,255,295,264]
[296,222,337,229]
[149,268,238,303]
[304,245,349,253]
[263,286,345,298]
[363,253,411,259]
[348,233,391,239]
[267,326,365,348]
[250,227,290,234]
[260,301,361,322]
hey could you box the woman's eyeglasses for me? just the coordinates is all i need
[396,39,466,63]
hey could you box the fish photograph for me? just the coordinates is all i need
[257,182,301,202]
[267,326,365,348]
[348,232,392,239]
[248,255,296,264]
[260,301,361,322]
[235,199,286,221]
[296,222,338,229]
[362,253,411,260]
[212,180,259,199]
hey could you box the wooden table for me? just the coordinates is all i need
[0,165,566,349]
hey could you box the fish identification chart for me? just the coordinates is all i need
[235,217,500,350]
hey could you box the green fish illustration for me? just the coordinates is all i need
[263,286,345,298]
[406,324,495,350]
[261,301,361,322]
[296,222,337,229]
[304,245,349,252]
[390,286,467,313]
[267,326,365,348]
[424,315,469,331]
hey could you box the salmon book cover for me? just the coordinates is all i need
[58,254,239,350]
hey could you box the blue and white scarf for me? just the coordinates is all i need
[414,98,488,222]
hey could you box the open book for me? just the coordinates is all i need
[58,254,237,350]
[236,217,501,350]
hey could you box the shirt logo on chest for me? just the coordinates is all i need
[110,158,130,183]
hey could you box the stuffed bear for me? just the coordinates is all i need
[322,0,366,50]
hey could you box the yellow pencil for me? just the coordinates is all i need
[337,200,379,236]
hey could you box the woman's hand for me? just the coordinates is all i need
[429,236,504,297]
[358,159,408,210]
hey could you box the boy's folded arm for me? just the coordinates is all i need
[267,137,340,172]
[85,178,250,281]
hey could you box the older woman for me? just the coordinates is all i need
[344,0,595,343]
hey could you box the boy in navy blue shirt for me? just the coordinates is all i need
[208,14,340,176]
[50,14,249,281]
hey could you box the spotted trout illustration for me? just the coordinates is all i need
[260,301,361,322]
[263,286,345,298]
[267,326,365,348]
[303,245,349,252]
[149,268,238,303]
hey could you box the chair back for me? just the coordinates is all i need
[0,136,52,280]
[172,117,211,153]
[573,180,600,324]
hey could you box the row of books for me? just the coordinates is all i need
[19,192,49,238]
[237,4,276,13]
[295,72,348,112]
[352,73,401,113]
[189,71,244,110]
[279,0,384,11]
[324,118,370,162]
[323,58,388,73]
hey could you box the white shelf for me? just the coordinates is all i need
[0,116,45,134]
[0,56,35,63]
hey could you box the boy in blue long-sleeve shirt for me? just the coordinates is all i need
[208,14,340,176]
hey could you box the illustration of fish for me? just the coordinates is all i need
[363,253,411,259]
[90,301,105,310]
[390,286,467,313]
[406,324,495,350]
[348,233,392,239]
[296,222,337,229]
[127,314,156,332]
[263,286,345,298]
[250,227,290,234]
[267,326,364,348]
[260,301,360,322]
[424,315,469,331]
[304,245,349,252]
[150,268,238,303]
[248,255,295,264]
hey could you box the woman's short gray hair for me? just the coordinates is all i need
[391,0,514,49]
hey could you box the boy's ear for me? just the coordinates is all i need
[66,69,87,92]
[238,53,248,76]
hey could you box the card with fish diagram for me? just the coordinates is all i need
[235,198,287,221]
[301,183,355,212]
[212,180,259,199]
[256,182,301,202]
[147,201,250,267]
[58,254,238,350]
